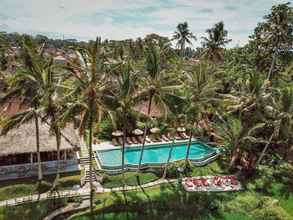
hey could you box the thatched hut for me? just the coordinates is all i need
[0,121,80,180]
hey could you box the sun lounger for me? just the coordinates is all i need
[146,136,152,143]
[112,138,119,146]
[179,132,189,139]
[213,176,222,186]
[126,137,133,145]
[161,135,170,142]
[201,178,210,186]
[184,180,194,188]
[135,136,143,144]
[192,178,202,187]
[229,176,238,185]
[117,137,123,146]
[150,136,160,142]
[131,136,139,144]
[155,136,162,142]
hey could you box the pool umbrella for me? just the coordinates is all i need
[112,130,123,137]
[150,127,160,134]
[132,129,143,136]
[177,127,186,133]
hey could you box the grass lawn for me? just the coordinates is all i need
[0,198,68,220]
[69,161,293,220]
[101,161,225,189]
[0,171,81,201]
[102,172,159,188]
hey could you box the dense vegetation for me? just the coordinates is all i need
[0,2,292,219]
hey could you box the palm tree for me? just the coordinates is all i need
[183,62,220,163]
[0,36,49,185]
[102,61,137,181]
[173,22,196,57]
[136,42,183,172]
[61,37,111,215]
[256,86,293,166]
[213,117,266,171]
[162,98,187,179]
[250,3,293,81]
[201,21,231,62]
[41,62,64,188]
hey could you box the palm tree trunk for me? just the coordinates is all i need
[181,41,185,57]
[138,94,153,171]
[88,105,94,217]
[162,136,176,179]
[88,112,94,216]
[267,48,278,81]
[34,111,42,184]
[229,146,240,169]
[53,126,61,189]
[121,110,127,184]
[255,132,274,168]
[185,130,193,164]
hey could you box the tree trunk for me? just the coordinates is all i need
[267,48,278,81]
[53,126,61,189]
[34,111,42,184]
[121,110,127,184]
[163,136,176,179]
[88,112,94,216]
[138,93,153,171]
[255,132,274,168]
[229,146,240,169]
[185,130,193,164]
[181,41,185,58]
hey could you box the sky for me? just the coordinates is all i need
[0,0,291,47]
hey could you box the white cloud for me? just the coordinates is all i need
[0,0,291,46]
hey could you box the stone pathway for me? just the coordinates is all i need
[0,188,90,207]
[0,178,177,207]
[43,199,90,220]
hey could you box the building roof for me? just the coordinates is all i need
[0,99,28,117]
[0,121,80,156]
[134,101,163,117]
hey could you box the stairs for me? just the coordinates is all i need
[80,141,97,185]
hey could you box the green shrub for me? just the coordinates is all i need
[166,160,191,178]
[225,193,261,214]
[95,118,113,140]
[252,198,291,220]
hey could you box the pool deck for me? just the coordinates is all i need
[92,138,199,151]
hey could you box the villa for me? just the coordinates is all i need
[0,114,81,180]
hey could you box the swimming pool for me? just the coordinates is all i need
[96,141,220,172]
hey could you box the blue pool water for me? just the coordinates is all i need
[96,142,218,168]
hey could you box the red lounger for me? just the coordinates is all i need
[184,180,194,188]
[201,178,210,186]
[213,176,222,186]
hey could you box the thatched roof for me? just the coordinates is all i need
[0,99,28,117]
[134,101,163,117]
[0,121,80,156]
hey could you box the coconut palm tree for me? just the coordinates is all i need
[213,117,267,171]
[250,3,293,81]
[183,62,221,163]
[102,61,137,180]
[201,21,231,63]
[173,22,196,57]
[256,86,293,166]
[0,36,49,185]
[162,98,187,179]
[136,42,183,172]
[61,37,111,215]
